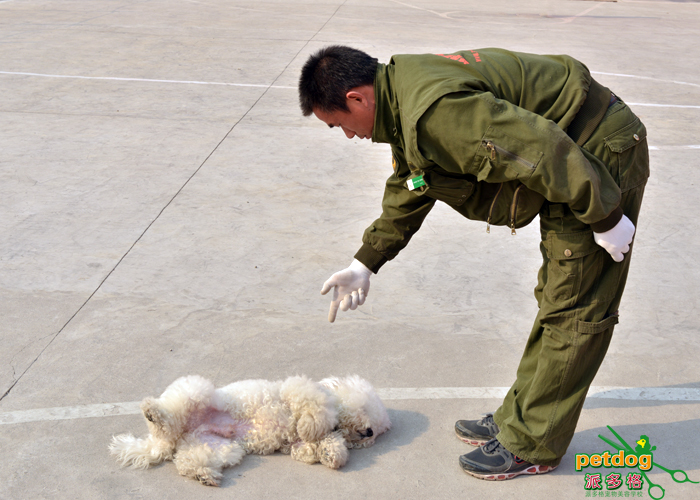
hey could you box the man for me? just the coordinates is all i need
[298,46,648,480]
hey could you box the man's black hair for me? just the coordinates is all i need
[298,45,378,116]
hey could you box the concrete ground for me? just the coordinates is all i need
[1,0,699,498]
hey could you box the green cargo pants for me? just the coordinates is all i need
[492,98,650,466]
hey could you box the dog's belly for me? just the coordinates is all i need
[190,408,252,439]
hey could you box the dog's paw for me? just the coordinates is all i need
[291,441,319,465]
[318,432,349,469]
[195,472,221,487]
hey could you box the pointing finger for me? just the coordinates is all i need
[327,286,340,322]
[328,300,339,323]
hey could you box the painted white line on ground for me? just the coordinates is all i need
[1,71,699,111]
[561,1,605,24]
[592,70,700,89]
[626,102,700,109]
[1,71,698,107]
[2,387,699,425]
[586,387,700,401]
[387,0,451,19]
[1,402,142,425]
[378,386,700,401]
[648,145,700,151]
[377,387,510,400]
[0,71,296,89]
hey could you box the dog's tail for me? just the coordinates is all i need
[109,433,175,469]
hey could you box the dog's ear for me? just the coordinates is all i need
[140,398,163,428]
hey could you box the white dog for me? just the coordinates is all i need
[109,374,391,486]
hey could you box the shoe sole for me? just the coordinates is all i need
[461,464,558,481]
[456,434,492,446]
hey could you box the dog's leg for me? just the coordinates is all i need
[291,431,349,469]
[281,376,338,443]
[173,435,244,487]
[109,434,175,468]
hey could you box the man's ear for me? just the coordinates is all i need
[345,90,369,107]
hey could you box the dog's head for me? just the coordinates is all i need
[320,375,391,449]
[140,375,216,440]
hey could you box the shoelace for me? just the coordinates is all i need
[479,414,499,435]
[483,438,503,454]
[483,439,526,463]
[479,415,495,426]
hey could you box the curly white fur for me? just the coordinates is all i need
[321,375,392,449]
[109,375,390,486]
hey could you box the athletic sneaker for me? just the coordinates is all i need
[454,413,499,446]
[459,438,558,480]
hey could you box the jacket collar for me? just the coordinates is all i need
[372,63,402,147]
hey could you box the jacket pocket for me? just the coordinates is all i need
[423,171,475,206]
[603,115,649,192]
[476,126,544,182]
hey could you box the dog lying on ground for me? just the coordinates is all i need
[109,374,390,486]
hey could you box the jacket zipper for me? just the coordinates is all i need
[486,183,504,233]
[483,141,536,170]
[509,184,525,235]
[482,140,534,235]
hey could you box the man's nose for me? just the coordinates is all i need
[341,126,355,139]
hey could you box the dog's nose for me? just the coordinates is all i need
[360,428,373,438]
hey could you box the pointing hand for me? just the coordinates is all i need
[320,259,372,323]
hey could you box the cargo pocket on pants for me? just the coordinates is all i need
[543,230,601,307]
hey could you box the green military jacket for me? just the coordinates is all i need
[356,48,628,273]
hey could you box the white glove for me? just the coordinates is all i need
[320,259,371,323]
[593,214,635,262]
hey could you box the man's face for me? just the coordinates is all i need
[313,87,375,140]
